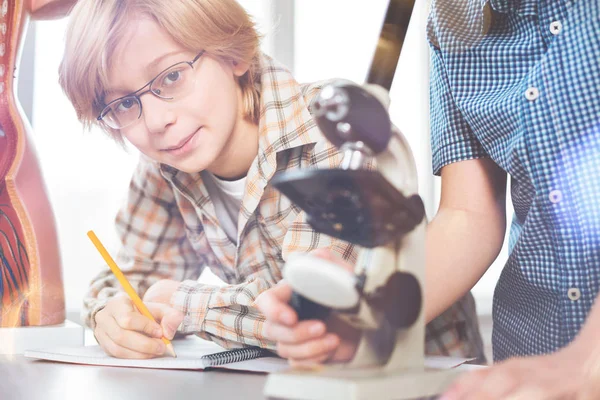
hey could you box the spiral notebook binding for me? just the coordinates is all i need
[201,346,271,367]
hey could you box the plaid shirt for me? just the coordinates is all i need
[429,0,600,361]
[84,55,484,360]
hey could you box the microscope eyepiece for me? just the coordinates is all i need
[313,82,392,154]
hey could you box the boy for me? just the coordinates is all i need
[259,0,600,397]
[59,0,484,362]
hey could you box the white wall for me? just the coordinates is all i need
[29,1,507,315]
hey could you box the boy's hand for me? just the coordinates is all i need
[441,342,600,400]
[143,279,181,304]
[93,293,183,359]
[256,249,361,367]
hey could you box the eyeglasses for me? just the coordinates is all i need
[97,50,206,130]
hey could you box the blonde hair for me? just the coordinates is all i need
[59,0,262,139]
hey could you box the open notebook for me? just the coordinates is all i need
[24,336,288,373]
[24,335,479,373]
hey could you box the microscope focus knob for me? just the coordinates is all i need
[366,271,422,330]
[283,254,360,310]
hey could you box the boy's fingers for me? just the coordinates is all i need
[102,319,166,356]
[276,333,340,360]
[95,330,161,359]
[161,311,185,340]
[289,353,332,369]
[146,302,182,320]
[265,320,326,344]
[267,282,293,302]
[256,284,297,326]
[114,311,162,338]
[443,368,493,400]
[112,292,136,311]
[146,303,184,339]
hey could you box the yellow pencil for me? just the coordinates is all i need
[87,230,177,358]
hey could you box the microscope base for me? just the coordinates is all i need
[264,366,460,400]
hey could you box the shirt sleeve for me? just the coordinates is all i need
[429,44,489,176]
[82,157,205,329]
[171,277,276,349]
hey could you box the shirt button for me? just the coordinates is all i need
[549,189,563,204]
[525,87,539,101]
[550,21,562,35]
[568,288,581,301]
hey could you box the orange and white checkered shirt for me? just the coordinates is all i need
[83,55,485,361]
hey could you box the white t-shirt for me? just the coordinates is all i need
[202,171,247,243]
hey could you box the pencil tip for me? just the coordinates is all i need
[166,343,177,358]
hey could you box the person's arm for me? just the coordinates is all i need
[85,157,201,358]
[257,39,508,364]
[256,157,506,365]
[170,132,361,351]
[425,157,506,322]
[424,38,508,320]
[83,157,204,330]
[169,273,278,349]
[85,156,280,350]
[108,136,354,352]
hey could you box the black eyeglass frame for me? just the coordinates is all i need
[97,50,206,128]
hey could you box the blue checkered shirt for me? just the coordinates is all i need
[428,0,600,361]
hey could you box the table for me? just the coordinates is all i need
[0,354,268,400]
[0,328,480,400]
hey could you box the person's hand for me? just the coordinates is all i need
[255,249,361,368]
[441,342,600,399]
[143,279,181,304]
[93,293,183,359]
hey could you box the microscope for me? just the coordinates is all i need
[264,1,461,399]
